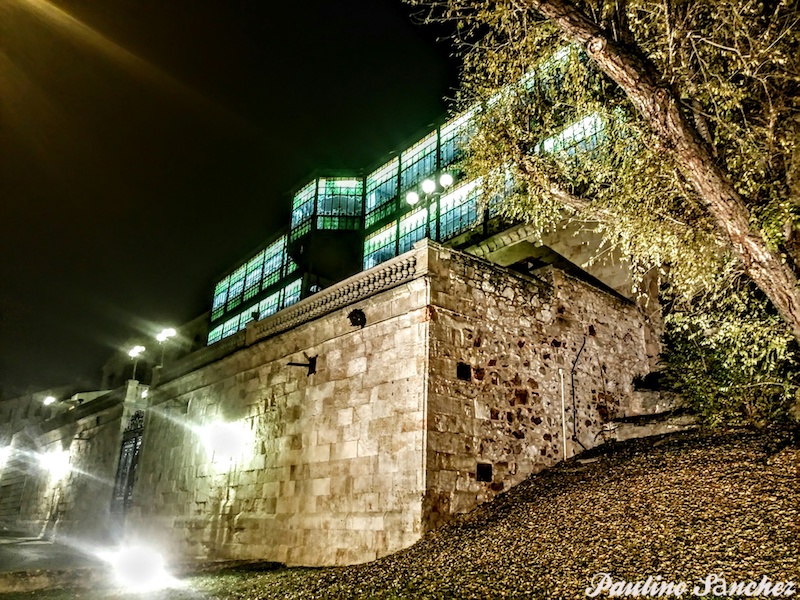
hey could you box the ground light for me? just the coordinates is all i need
[43,395,56,406]
[97,545,181,593]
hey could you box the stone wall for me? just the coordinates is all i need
[1,242,662,567]
[0,383,145,544]
[423,247,652,529]
[126,276,431,566]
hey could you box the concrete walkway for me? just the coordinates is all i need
[0,527,106,593]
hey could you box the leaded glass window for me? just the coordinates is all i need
[226,265,247,311]
[207,324,224,345]
[363,221,397,270]
[398,204,436,253]
[262,237,286,290]
[222,315,240,339]
[316,178,363,230]
[258,289,283,319]
[282,279,302,308]
[285,255,298,277]
[291,181,316,241]
[401,132,437,191]
[365,158,398,227]
[211,277,229,322]
[440,108,476,169]
[535,113,605,157]
[243,251,265,302]
[440,180,480,240]
[239,309,255,330]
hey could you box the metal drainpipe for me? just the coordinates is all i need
[558,368,568,460]
[571,336,588,451]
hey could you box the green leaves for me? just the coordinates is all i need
[663,269,799,427]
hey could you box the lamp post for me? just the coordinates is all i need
[128,345,146,381]
[156,328,177,367]
[405,172,454,241]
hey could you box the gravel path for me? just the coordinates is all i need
[4,428,797,599]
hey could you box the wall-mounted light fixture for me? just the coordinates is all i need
[287,355,317,376]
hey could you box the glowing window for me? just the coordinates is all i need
[211,277,229,322]
[535,113,606,158]
[291,181,316,241]
[207,325,224,345]
[521,45,572,91]
[440,108,476,168]
[285,256,298,277]
[239,309,256,330]
[243,252,265,302]
[401,132,437,191]
[226,265,247,311]
[365,158,399,228]
[262,236,286,290]
[282,279,302,308]
[363,221,397,270]
[316,178,362,231]
[399,204,436,253]
[221,315,240,339]
[258,289,283,319]
[440,180,480,240]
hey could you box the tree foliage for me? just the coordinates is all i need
[405,0,800,423]
[406,0,800,328]
[663,268,800,426]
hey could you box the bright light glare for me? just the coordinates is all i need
[201,421,248,463]
[128,345,145,358]
[98,546,179,593]
[0,446,11,469]
[421,179,436,194]
[156,328,177,343]
[39,449,71,481]
[439,172,454,188]
[406,191,420,206]
[43,396,56,406]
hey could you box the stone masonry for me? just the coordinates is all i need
[118,241,656,566]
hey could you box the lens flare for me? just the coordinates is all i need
[38,449,71,481]
[98,545,180,593]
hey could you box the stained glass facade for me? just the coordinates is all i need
[208,234,300,344]
[208,46,613,346]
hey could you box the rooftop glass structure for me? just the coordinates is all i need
[207,46,610,345]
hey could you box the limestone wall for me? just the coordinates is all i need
[423,247,652,529]
[126,277,431,566]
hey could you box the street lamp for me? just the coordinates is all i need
[156,328,177,367]
[405,172,455,240]
[128,345,146,381]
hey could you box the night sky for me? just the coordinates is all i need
[0,0,459,396]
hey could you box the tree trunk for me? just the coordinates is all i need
[516,0,800,339]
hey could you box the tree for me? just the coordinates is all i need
[407,0,800,339]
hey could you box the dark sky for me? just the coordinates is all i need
[0,0,459,396]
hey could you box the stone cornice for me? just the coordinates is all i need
[246,241,429,346]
